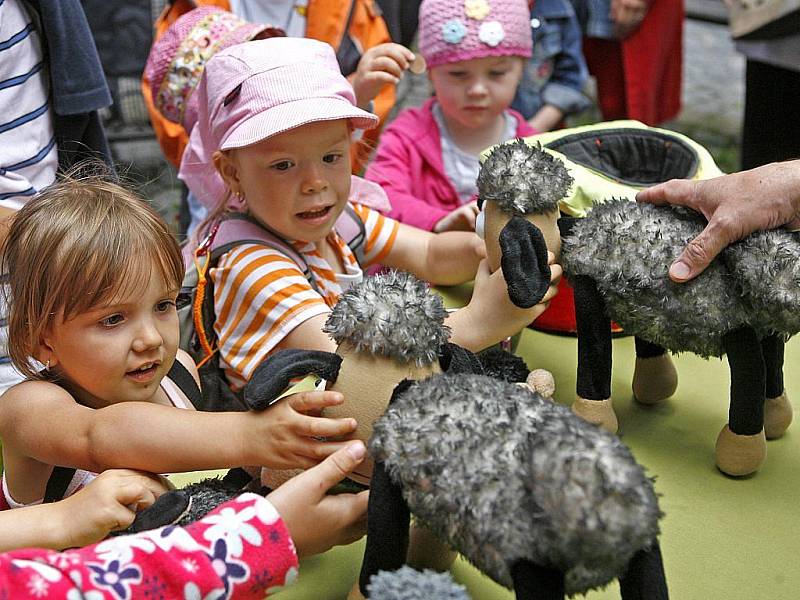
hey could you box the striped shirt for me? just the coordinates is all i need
[211,203,399,390]
[0,0,58,209]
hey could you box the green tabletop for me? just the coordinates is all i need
[173,284,800,599]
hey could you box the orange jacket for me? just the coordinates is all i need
[142,0,393,172]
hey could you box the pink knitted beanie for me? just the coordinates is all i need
[145,6,284,130]
[418,0,532,69]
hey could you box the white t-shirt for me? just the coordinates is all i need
[229,0,309,38]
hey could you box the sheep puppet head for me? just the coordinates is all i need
[476,139,573,308]
[360,373,666,600]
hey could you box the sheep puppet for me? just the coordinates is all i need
[242,271,666,600]
[560,199,797,476]
[476,140,679,433]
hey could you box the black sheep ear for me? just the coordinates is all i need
[128,491,192,533]
[558,215,580,238]
[244,349,342,411]
[439,342,484,374]
[499,216,551,308]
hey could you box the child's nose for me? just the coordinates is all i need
[467,79,488,96]
[132,319,163,352]
[301,165,328,194]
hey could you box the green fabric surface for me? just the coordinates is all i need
[175,283,800,599]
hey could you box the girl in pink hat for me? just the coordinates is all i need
[365,0,536,233]
[179,36,560,394]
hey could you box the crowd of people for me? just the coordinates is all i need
[0,0,797,596]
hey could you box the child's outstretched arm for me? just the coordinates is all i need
[384,222,485,286]
[0,469,169,551]
[0,383,358,481]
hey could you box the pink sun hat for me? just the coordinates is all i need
[144,6,284,132]
[417,0,533,69]
[179,37,378,212]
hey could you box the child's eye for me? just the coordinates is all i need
[323,153,342,164]
[489,70,508,78]
[271,160,294,171]
[100,314,124,327]
[155,299,176,313]
[448,71,467,79]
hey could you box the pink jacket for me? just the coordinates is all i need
[365,98,537,231]
[0,494,298,599]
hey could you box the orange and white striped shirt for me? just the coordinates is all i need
[211,203,400,390]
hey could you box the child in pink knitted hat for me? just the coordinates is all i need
[178,36,559,394]
[365,0,536,233]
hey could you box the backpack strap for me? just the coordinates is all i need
[167,359,202,408]
[44,466,77,503]
[336,204,367,265]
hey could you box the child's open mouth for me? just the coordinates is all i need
[127,363,158,382]
[297,205,332,223]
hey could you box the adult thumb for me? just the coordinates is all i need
[669,226,725,283]
[304,442,367,495]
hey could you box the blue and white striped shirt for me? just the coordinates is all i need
[0,0,57,209]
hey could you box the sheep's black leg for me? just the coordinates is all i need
[716,327,768,475]
[762,334,785,400]
[511,560,565,600]
[723,327,765,436]
[618,541,669,600]
[574,275,612,400]
[634,337,665,359]
[358,459,410,596]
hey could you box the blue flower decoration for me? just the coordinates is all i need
[442,19,467,44]
[89,559,141,599]
[208,538,249,596]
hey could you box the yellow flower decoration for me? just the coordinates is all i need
[464,0,491,20]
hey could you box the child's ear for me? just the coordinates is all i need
[213,150,242,197]
[35,334,59,369]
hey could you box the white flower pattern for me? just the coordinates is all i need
[478,20,505,47]
[202,505,262,557]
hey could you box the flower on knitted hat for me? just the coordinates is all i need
[464,0,491,20]
[442,19,467,44]
[479,20,505,47]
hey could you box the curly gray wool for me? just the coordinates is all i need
[174,478,239,526]
[562,199,800,356]
[322,271,450,365]
[367,567,470,600]
[723,228,800,336]
[369,374,661,596]
[477,139,573,215]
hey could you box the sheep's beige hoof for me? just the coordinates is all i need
[632,354,678,405]
[407,523,457,572]
[765,392,793,440]
[572,397,618,434]
[347,582,367,600]
[526,369,556,399]
[715,425,766,476]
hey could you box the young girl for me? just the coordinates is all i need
[364,0,537,233]
[0,444,369,598]
[177,36,560,392]
[0,175,366,545]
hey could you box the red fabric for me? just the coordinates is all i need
[531,278,624,335]
[365,98,537,231]
[583,0,684,125]
[0,493,298,599]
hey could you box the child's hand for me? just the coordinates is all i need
[611,0,649,39]
[267,441,369,557]
[434,202,480,233]
[56,469,170,549]
[351,43,415,108]
[251,391,359,470]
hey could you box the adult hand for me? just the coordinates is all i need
[611,0,649,39]
[267,442,369,557]
[351,43,415,109]
[434,202,480,232]
[636,160,800,282]
[57,469,170,549]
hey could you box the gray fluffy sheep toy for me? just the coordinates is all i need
[561,198,797,476]
[360,374,666,600]
[367,567,470,600]
[477,140,679,432]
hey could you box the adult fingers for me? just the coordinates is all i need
[669,222,729,282]
[287,390,344,413]
[636,178,701,209]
